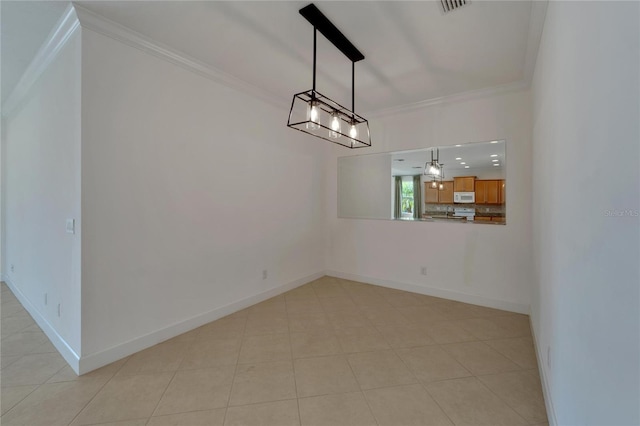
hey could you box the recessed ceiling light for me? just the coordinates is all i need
[464,165,470,169]
[492,159,499,162]
[455,157,462,160]
[490,154,498,157]
[455,145,462,147]
[490,141,499,144]
[394,159,405,162]
[460,162,466,165]
[493,164,500,167]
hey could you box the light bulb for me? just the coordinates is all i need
[349,123,358,139]
[306,101,320,130]
[329,113,341,138]
[439,182,444,190]
[431,181,437,188]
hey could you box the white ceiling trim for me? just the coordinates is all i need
[365,79,529,119]
[73,4,290,112]
[1,4,80,118]
[3,2,548,121]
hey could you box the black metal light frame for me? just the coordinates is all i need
[424,148,443,178]
[287,4,371,148]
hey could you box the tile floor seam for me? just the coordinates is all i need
[341,346,380,425]
[476,369,547,424]
[65,368,122,426]
[386,332,459,426]
[471,374,532,424]
[149,369,179,419]
[284,304,303,426]
[221,308,249,425]
[0,383,39,418]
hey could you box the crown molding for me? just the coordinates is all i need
[365,79,530,119]
[3,2,547,121]
[72,4,290,112]
[1,4,80,117]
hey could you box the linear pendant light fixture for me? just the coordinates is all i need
[287,4,371,148]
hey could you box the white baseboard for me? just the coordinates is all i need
[78,271,325,374]
[326,270,530,315]
[530,320,558,426]
[2,277,81,373]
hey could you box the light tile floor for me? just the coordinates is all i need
[1,278,549,425]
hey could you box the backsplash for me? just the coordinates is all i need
[424,203,505,216]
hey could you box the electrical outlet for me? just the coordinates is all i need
[547,346,551,370]
[57,303,61,317]
[10,264,15,273]
[421,266,427,276]
[262,270,268,280]
[66,219,75,234]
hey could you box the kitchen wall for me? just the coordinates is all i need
[530,2,639,425]
[80,28,328,369]
[2,30,82,359]
[326,89,532,313]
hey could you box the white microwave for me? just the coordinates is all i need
[454,192,475,203]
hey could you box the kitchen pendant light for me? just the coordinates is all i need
[424,149,442,179]
[287,4,371,148]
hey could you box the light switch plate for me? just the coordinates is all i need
[66,219,75,234]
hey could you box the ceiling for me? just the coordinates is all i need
[1,1,543,113]
[391,140,505,177]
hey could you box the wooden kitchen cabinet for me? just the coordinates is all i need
[498,179,506,204]
[424,181,454,204]
[425,185,439,203]
[475,180,501,204]
[454,176,475,192]
[439,181,454,203]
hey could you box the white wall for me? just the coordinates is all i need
[2,30,82,355]
[530,2,639,425]
[80,29,328,362]
[327,89,532,312]
[338,153,392,219]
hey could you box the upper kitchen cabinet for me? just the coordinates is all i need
[476,179,505,204]
[425,181,454,204]
[454,176,475,192]
[439,181,454,203]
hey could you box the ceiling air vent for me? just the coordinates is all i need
[441,0,469,14]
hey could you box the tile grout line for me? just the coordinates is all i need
[66,354,131,426]
[285,291,303,426]
[378,303,460,426]
[221,306,249,424]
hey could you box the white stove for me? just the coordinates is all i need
[454,207,476,221]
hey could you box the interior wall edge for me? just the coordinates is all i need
[2,277,81,374]
[326,270,530,315]
[77,270,325,375]
[530,316,558,426]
